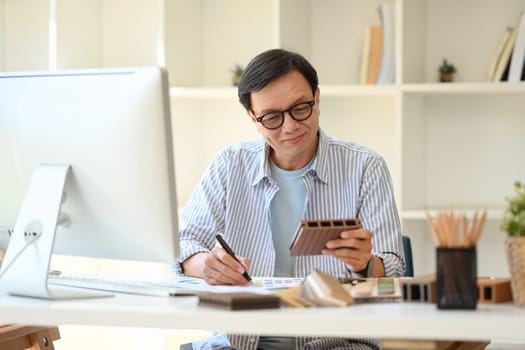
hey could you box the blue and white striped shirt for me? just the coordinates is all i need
[175,129,404,350]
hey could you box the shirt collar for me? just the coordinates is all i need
[251,128,330,186]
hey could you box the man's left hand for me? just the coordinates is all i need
[322,228,373,273]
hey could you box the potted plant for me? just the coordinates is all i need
[230,64,244,86]
[438,58,456,82]
[501,181,525,306]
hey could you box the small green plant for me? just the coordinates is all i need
[501,181,525,236]
[231,64,244,77]
[438,58,456,74]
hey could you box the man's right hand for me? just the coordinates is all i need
[182,249,251,285]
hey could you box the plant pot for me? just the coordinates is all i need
[439,73,454,82]
[505,236,525,306]
[232,75,241,86]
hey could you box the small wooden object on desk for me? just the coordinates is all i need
[301,270,354,306]
[401,274,437,303]
[0,324,60,350]
[477,277,513,304]
[197,292,280,310]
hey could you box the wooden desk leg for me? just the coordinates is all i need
[453,341,490,350]
[382,339,489,350]
[29,327,60,350]
[0,324,60,350]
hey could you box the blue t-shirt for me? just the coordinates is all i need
[269,158,312,276]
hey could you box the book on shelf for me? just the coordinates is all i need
[367,26,383,84]
[508,12,525,82]
[502,51,525,81]
[359,26,371,85]
[500,52,512,81]
[376,3,395,84]
[359,26,383,85]
[493,27,518,82]
[488,27,514,81]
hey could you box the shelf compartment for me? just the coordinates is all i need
[401,0,525,84]
[400,93,525,212]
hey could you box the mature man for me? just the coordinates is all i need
[176,49,405,350]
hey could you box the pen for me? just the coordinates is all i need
[215,234,252,282]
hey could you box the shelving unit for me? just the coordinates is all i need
[1,0,524,276]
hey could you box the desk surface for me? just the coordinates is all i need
[1,293,525,342]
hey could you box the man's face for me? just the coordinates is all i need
[248,70,320,170]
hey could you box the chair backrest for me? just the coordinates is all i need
[402,235,414,277]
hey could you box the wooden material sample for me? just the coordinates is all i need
[477,278,512,304]
[197,292,280,310]
[289,218,361,256]
[401,274,437,303]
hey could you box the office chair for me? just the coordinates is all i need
[402,235,414,277]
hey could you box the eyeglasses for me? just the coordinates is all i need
[254,101,316,130]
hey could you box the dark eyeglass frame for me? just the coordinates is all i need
[254,100,316,130]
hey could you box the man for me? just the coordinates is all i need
[175,49,405,350]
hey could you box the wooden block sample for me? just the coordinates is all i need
[401,274,436,303]
[477,277,512,303]
[197,292,281,310]
[289,218,361,256]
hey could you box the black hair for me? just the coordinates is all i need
[238,49,318,111]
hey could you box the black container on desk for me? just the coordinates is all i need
[436,247,477,309]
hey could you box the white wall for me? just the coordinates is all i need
[2,0,50,70]
[0,0,4,69]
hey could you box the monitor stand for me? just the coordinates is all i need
[0,164,111,299]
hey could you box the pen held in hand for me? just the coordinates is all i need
[215,234,252,282]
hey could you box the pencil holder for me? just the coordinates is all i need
[436,247,477,309]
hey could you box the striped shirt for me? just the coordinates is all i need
[175,129,404,350]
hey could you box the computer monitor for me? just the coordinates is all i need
[0,67,179,299]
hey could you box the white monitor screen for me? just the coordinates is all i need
[0,67,179,264]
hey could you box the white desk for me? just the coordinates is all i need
[1,293,524,342]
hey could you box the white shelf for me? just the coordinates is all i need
[401,208,505,220]
[169,83,525,99]
[402,82,525,95]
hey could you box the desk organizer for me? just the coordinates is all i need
[436,247,477,309]
[401,274,436,303]
[477,278,512,304]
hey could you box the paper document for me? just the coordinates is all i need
[49,270,304,296]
